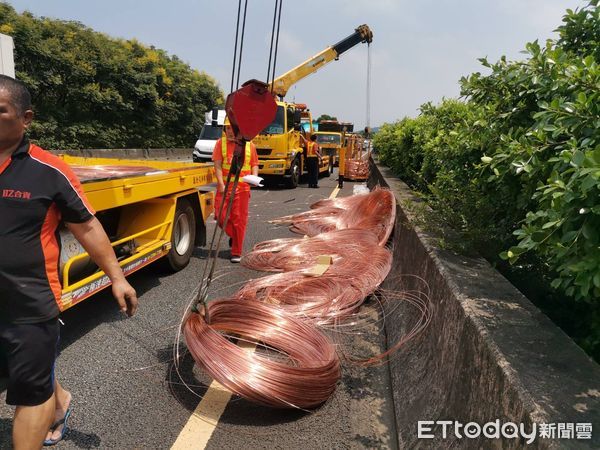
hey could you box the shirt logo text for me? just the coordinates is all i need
[2,189,31,199]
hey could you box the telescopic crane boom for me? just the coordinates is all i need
[268,24,373,98]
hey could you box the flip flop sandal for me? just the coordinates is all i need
[43,407,72,446]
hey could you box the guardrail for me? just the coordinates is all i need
[370,157,600,449]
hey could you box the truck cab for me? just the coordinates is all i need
[252,101,330,188]
[314,131,342,169]
[192,108,225,162]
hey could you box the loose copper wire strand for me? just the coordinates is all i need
[346,286,433,367]
[183,299,340,409]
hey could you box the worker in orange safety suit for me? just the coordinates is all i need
[212,119,259,263]
[305,133,322,188]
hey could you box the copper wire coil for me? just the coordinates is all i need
[241,229,382,273]
[239,228,392,325]
[180,186,432,409]
[269,188,395,246]
[236,273,364,325]
[70,164,158,182]
[308,195,362,210]
[183,299,341,409]
[344,159,370,180]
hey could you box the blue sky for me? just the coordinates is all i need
[6,0,589,129]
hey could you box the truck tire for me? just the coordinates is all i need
[163,198,196,272]
[285,158,300,189]
[324,159,333,177]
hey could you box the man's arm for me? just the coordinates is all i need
[250,144,259,176]
[66,217,138,316]
[212,139,225,193]
[214,159,225,192]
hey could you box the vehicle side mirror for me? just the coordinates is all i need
[294,124,302,131]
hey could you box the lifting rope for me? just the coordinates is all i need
[366,42,371,132]
[229,0,242,93]
[194,0,251,321]
[270,0,283,91]
[235,0,249,90]
[266,0,279,85]
[194,0,285,322]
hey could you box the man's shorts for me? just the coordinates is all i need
[0,317,59,406]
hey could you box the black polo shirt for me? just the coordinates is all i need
[0,138,95,324]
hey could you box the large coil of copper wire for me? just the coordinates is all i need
[184,299,340,408]
[70,164,159,182]
[269,188,395,246]
[344,159,370,180]
[239,228,392,324]
[236,242,392,325]
[242,229,381,272]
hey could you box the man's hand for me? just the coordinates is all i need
[217,180,225,193]
[68,218,138,317]
[111,278,138,316]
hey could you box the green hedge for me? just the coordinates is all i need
[0,3,224,149]
[375,1,600,360]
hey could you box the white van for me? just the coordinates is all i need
[192,108,226,162]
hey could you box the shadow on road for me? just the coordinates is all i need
[165,349,309,427]
[0,418,102,449]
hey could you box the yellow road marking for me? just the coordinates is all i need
[329,186,340,199]
[171,341,256,449]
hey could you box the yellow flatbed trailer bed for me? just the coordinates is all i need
[56,155,215,311]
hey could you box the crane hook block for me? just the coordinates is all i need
[225,79,278,141]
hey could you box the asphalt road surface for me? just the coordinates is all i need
[0,169,398,449]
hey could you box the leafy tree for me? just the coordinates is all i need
[374,1,600,360]
[0,3,224,149]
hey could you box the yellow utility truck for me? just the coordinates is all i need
[314,131,341,170]
[254,25,372,188]
[253,103,330,188]
[56,155,215,311]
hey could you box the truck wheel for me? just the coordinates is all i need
[164,198,196,272]
[285,158,300,189]
[324,160,333,177]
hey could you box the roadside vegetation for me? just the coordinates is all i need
[374,2,600,361]
[0,3,223,149]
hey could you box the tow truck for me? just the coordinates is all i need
[253,25,373,188]
[56,155,215,311]
[0,32,217,311]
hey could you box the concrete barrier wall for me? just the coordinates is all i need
[370,159,600,448]
[49,148,194,161]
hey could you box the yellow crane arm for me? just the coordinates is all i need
[268,24,373,98]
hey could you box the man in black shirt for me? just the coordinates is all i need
[0,75,138,448]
